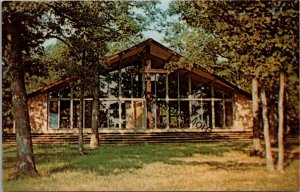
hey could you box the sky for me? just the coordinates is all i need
[141,0,172,44]
[43,0,173,48]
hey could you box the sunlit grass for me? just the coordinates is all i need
[3,142,299,191]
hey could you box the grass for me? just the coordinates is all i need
[3,142,300,191]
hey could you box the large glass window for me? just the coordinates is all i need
[168,73,178,98]
[120,66,143,98]
[121,67,132,98]
[100,75,108,98]
[156,74,166,98]
[156,101,168,129]
[191,81,211,98]
[215,101,224,128]
[125,100,144,128]
[191,101,211,129]
[132,73,143,98]
[85,100,92,128]
[49,101,59,129]
[60,101,71,128]
[73,100,80,128]
[215,88,233,99]
[169,101,179,128]
[107,101,120,128]
[107,71,119,98]
[49,87,71,99]
[179,101,189,128]
[179,73,189,98]
[47,66,235,130]
[98,101,108,128]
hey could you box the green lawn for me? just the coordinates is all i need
[3,142,300,191]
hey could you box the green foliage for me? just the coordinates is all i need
[167,0,299,132]
[2,1,163,132]
[164,11,247,90]
[169,0,299,85]
[106,36,145,56]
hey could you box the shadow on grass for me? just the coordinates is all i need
[3,142,254,178]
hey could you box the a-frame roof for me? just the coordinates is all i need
[104,38,180,66]
[104,38,250,97]
[28,38,251,98]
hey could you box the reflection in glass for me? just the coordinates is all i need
[156,101,167,129]
[156,74,166,98]
[191,101,211,129]
[49,87,71,98]
[215,101,224,128]
[125,100,144,128]
[85,100,92,128]
[179,73,189,98]
[99,101,108,128]
[169,101,179,128]
[108,101,119,128]
[179,101,189,128]
[168,73,178,98]
[73,100,80,128]
[49,101,59,129]
[60,100,71,128]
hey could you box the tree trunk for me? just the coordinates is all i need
[251,78,263,155]
[261,88,275,171]
[5,21,38,176]
[90,74,100,148]
[78,51,85,155]
[146,59,154,129]
[277,72,286,172]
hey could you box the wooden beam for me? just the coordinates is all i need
[177,73,181,129]
[154,73,157,129]
[188,72,192,129]
[118,63,122,129]
[223,100,226,128]
[146,59,154,129]
[166,74,169,129]
[107,78,110,128]
[142,72,146,129]
[139,68,167,74]
[70,88,74,129]
[211,82,215,129]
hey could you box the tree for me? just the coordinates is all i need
[252,78,263,155]
[2,1,161,176]
[277,71,286,172]
[48,1,159,149]
[2,2,48,176]
[261,88,275,171]
[167,0,299,170]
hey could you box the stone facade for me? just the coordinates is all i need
[233,93,253,130]
[28,93,48,133]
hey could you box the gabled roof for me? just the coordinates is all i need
[28,38,251,98]
[28,78,70,98]
[104,38,180,67]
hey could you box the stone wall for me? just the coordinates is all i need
[28,93,48,133]
[233,93,253,130]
